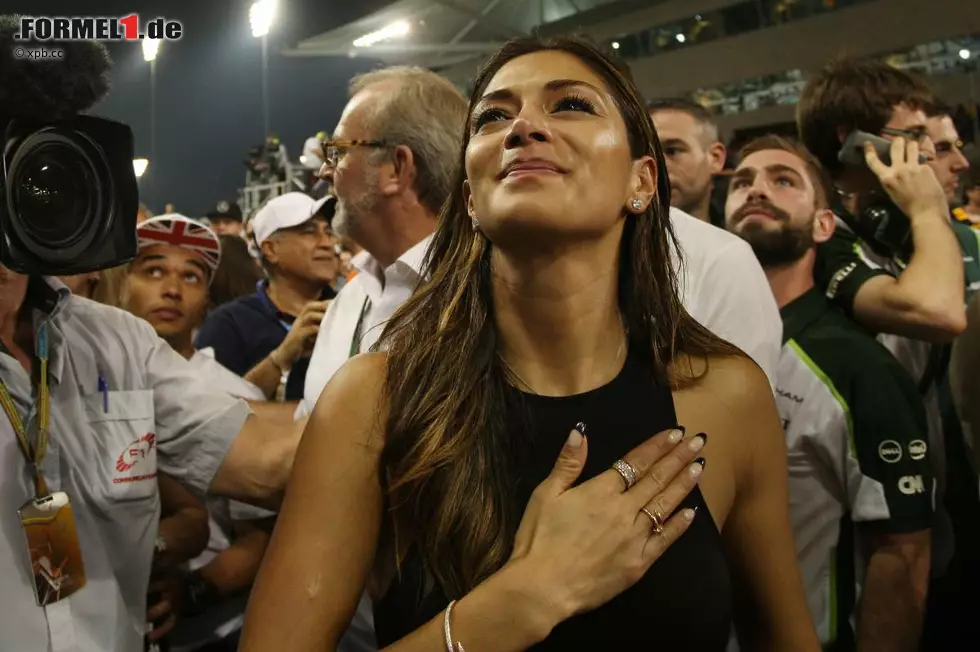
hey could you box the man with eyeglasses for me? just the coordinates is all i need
[799,58,979,649]
[798,60,966,342]
[299,66,469,652]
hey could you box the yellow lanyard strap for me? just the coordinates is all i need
[0,322,50,497]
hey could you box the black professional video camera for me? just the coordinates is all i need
[0,15,138,275]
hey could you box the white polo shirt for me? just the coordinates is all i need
[0,278,249,652]
[670,207,782,387]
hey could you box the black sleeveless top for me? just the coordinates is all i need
[373,350,733,649]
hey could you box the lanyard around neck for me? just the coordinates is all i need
[0,322,51,497]
[349,298,372,359]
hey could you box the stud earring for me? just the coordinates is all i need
[471,216,480,231]
[631,198,644,211]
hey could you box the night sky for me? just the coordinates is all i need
[13,0,399,214]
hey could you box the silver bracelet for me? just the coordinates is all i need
[443,599,466,652]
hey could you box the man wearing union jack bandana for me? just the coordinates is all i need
[121,215,223,360]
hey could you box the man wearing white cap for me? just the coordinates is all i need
[121,216,276,651]
[195,192,338,402]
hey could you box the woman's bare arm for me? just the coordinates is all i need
[239,353,558,651]
[713,357,821,651]
[240,353,389,649]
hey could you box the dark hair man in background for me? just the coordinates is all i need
[924,102,970,208]
[726,135,932,650]
[925,101,980,309]
[648,97,727,225]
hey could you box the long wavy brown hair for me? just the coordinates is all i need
[378,35,740,597]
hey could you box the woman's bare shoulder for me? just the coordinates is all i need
[674,351,773,415]
[328,351,388,392]
[310,351,390,449]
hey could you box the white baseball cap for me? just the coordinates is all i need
[251,192,335,246]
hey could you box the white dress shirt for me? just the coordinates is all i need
[300,235,432,417]
[669,207,782,387]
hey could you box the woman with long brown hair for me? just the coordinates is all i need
[242,37,818,651]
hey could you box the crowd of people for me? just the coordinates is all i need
[3,17,980,652]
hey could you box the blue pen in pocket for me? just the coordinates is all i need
[97,375,108,413]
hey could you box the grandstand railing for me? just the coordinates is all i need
[238,160,312,219]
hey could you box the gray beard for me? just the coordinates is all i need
[334,168,380,239]
[331,200,355,238]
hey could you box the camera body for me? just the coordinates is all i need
[1,114,139,274]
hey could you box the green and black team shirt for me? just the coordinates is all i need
[816,219,980,313]
[814,219,980,577]
[777,288,933,650]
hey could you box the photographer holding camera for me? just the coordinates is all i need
[0,19,302,652]
[799,58,978,647]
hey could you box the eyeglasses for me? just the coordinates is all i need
[879,126,939,161]
[880,126,929,143]
[934,139,966,158]
[319,139,387,168]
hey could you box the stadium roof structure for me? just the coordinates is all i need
[284,0,712,85]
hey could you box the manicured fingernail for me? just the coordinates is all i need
[682,508,696,521]
[667,427,685,444]
[688,433,707,452]
[575,421,587,435]
[567,429,584,448]
[690,458,706,476]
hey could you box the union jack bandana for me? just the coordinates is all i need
[136,215,222,275]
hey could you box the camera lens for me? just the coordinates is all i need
[14,144,97,243]
[6,128,112,262]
